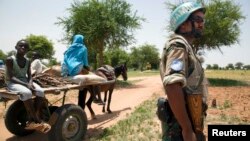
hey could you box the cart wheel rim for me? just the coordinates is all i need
[62,115,80,139]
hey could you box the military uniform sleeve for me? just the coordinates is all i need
[161,42,188,87]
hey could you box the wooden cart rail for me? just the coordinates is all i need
[0,80,115,100]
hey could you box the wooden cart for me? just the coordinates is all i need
[0,79,115,141]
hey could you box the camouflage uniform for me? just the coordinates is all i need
[159,34,208,141]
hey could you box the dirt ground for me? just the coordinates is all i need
[0,75,249,141]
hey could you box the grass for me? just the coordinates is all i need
[218,100,232,110]
[205,70,250,80]
[115,80,133,88]
[89,93,162,141]
[205,70,250,86]
[207,78,248,86]
[127,69,250,86]
[206,114,244,124]
[127,70,159,78]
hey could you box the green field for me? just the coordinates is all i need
[205,70,250,86]
[205,70,250,80]
[127,69,250,86]
[127,70,159,77]
[128,69,250,79]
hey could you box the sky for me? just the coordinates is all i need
[0,0,249,67]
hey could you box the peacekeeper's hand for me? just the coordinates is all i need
[182,129,197,141]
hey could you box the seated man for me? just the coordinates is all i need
[5,39,50,133]
[30,51,48,76]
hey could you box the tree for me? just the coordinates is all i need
[130,44,159,71]
[226,63,234,70]
[166,0,245,52]
[0,50,7,60]
[57,0,144,67]
[243,65,250,70]
[25,34,55,59]
[129,47,140,70]
[104,48,129,67]
[235,62,243,69]
[47,58,59,67]
[212,64,219,70]
[206,64,212,70]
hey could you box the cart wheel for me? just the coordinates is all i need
[48,104,88,141]
[4,100,34,136]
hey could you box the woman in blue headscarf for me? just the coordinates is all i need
[61,34,106,104]
[62,34,89,77]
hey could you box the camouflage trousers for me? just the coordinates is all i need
[157,97,206,141]
[161,119,183,141]
[157,97,183,141]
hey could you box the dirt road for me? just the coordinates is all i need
[0,75,164,141]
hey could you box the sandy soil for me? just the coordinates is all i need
[0,75,249,141]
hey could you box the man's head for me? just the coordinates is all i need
[170,2,206,38]
[15,39,30,55]
[32,51,41,60]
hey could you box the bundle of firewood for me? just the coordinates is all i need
[0,69,6,88]
[0,66,72,88]
[33,73,73,88]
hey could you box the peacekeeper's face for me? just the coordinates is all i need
[187,10,205,38]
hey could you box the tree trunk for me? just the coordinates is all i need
[97,39,105,67]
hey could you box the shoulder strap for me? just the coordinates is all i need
[167,35,193,53]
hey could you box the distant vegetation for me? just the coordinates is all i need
[206,62,250,70]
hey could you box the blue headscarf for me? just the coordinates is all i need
[61,34,89,76]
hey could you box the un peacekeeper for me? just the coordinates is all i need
[159,1,208,141]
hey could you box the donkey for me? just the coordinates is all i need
[78,63,127,119]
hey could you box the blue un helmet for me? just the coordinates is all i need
[170,1,206,32]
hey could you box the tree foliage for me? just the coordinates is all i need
[206,64,212,70]
[129,44,159,71]
[243,65,250,70]
[104,48,129,67]
[0,50,7,60]
[235,62,243,69]
[212,64,219,70]
[226,63,234,69]
[25,34,55,59]
[57,0,144,67]
[198,0,245,50]
[166,0,245,51]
